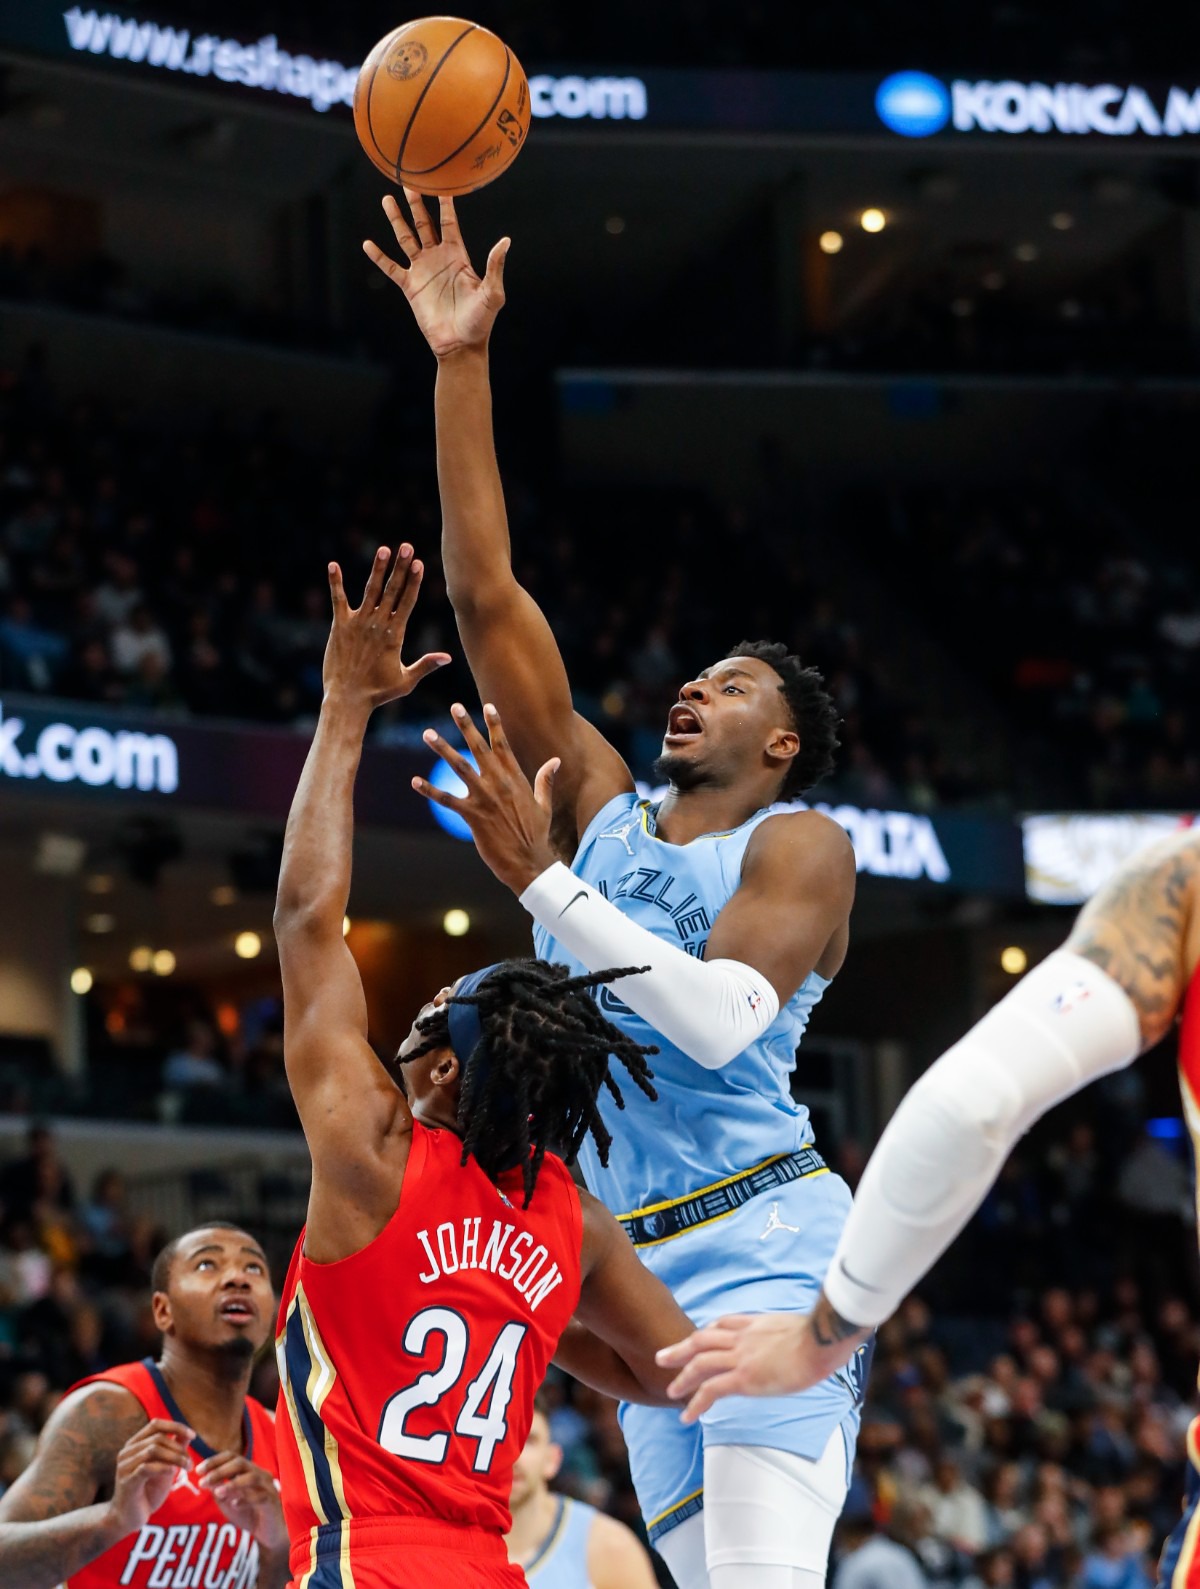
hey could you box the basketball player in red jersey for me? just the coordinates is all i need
[273,544,694,1589]
[0,1221,284,1589]
[657,828,1200,1586]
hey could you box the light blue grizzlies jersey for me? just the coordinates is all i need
[524,1495,598,1585]
[533,791,830,1218]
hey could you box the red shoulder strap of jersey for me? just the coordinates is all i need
[66,1358,164,1420]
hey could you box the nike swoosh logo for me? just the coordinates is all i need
[837,1258,887,1294]
[559,890,588,918]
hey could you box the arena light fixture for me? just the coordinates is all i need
[70,967,94,996]
[860,208,887,233]
[343,916,352,938]
[235,931,262,960]
[86,874,115,894]
[210,884,237,906]
[152,949,176,977]
[85,913,116,935]
[818,230,844,255]
[1050,211,1074,230]
[1013,242,1039,263]
[129,946,154,972]
[1000,946,1028,975]
[443,909,471,938]
[605,215,626,235]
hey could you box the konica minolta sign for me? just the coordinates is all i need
[876,69,1200,138]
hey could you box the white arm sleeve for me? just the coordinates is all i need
[519,861,779,1069]
[823,949,1141,1329]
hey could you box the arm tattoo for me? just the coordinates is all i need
[1067,832,1200,1049]
[0,1385,145,1589]
[811,1291,871,1349]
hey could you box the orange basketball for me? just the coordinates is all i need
[353,18,530,195]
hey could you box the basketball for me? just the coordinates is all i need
[353,17,530,195]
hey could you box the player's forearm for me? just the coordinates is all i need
[256,1543,291,1589]
[0,1504,124,1589]
[553,1321,675,1407]
[519,863,778,1067]
[275,698,369,929]
[434,348,514,604]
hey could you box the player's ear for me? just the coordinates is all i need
[151,1289,173,1335]
[545,1440,564,1482]
[767,727,800,767]
[430,1051,460,1088]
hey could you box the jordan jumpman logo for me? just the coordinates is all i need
[759,1201,801,1240]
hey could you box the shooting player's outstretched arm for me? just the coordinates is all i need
[365,191,632,852]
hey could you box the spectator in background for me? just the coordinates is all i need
[918,1455,990,1556]
[1077,1522,1153,1588]
[833,1506,930,1589]
[78,1168,137,1286]
[0,1124,74,1230]
[162,1020,224,1092]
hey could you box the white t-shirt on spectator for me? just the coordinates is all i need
[834,1537,930,1589]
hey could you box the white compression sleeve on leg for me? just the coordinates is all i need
[705,1429,848,1584]
[656,1511,711,1589]
[519,861,779,1068]
[824,949,1141,1329]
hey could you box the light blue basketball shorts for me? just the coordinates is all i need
[617,1165,869,1547]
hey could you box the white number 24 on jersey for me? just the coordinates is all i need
[378,1308,529,1473]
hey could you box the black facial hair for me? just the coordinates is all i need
[651,751,714,792]
[210,1335,257,1376]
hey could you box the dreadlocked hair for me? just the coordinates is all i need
[725,639,841,799]
[404,958,658,1208]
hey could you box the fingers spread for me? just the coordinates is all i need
[381,543,414,609]
[437,194,462,244]
[449,703,490,762]
[406,651,453,685]
[383,193,420,259]
[403,187,437,245]
[411,774,464,811]
[423,726,478,785]
[328,562,348,612]
[362,239,407,285]
[388,548,421,619]
[362,545,391,610]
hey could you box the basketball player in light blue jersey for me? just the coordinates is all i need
[368,190,866,1589]
[506,1396,657,1588]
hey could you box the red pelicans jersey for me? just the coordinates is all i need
[275,1120,582,1587]
[64,1358,277,1589]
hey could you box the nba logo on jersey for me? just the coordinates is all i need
[1050,981,1092,1016]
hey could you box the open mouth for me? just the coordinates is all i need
[664,704,704,744]
[218,1300,256,1324]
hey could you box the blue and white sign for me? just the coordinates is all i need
[427,751,478,843]
[875,71,951,137]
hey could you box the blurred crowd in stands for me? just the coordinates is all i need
[0,1086,1196,1588]
[4,349,1197,812]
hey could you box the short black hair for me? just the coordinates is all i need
[151,1222,256,1295]
[401,959,657,1208]
[724,640,840,799]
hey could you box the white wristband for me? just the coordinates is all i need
[520,862,779,1069]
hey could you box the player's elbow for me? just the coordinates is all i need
[272,893,332,944]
